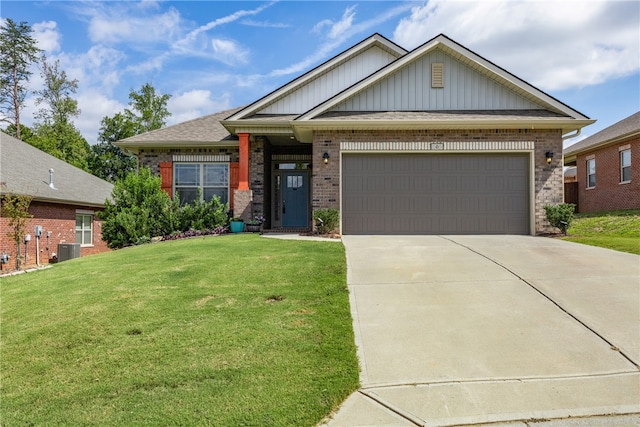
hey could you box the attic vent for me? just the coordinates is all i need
[431,63,444,88]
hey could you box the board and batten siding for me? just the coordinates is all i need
[333,48,543,111]
[260,46,399,114]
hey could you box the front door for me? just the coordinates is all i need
[282,171,309,227]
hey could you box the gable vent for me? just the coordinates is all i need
[431,63,444,88]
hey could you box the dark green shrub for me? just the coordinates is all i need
[313,208,339,234]
[100,168,175,248]
[544,203,576,235]
[175,193,228,231]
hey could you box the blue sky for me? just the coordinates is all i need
[2,1,639,146]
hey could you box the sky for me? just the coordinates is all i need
[2,0,639,147]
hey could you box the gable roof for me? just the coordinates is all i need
[297,34,591,122]
[0,132,113,207]
[116,107,244,152]
[564,111,640,161]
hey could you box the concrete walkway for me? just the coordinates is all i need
[322,236,640,426]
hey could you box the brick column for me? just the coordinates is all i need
[238,133,250,190]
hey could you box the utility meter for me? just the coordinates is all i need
[24,234,31,242]
[35,226,43,237]
[0,254,9,264]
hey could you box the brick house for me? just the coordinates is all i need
[0,132,113,270]
[117,33,594,235]
[564,112,639,213]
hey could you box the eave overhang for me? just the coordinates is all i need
[115,139,239,154]
[563,129,640,166]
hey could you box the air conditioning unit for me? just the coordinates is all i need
[57,243,81,262]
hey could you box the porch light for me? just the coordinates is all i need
[545,151,554,165]
[323,152,330,164]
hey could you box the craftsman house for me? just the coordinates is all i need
[0,132,113,269]
[563,111,639,213]
[117,33,594,235]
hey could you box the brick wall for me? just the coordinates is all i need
[312,128,564,234]
[138,147,240,174]
[0,201,109,271]
[575,138,640,212]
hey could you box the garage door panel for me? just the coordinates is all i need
[342,153,530,235]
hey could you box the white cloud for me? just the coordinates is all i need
[167,90,231,124]
[75,90,126,144]
[32,21,61,53]
[313,5,357,40]
[211,38,249,66]
[240,19,290,29]
[393,0,640,91]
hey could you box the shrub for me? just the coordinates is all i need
[100,168,175,248]
[175,193,227,231]
[544,203,576,235]
[313,208,339,234]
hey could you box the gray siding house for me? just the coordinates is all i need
[117,33,594,235]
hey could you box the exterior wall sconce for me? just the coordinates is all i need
[545,151,554,165]
[323,152,330,164]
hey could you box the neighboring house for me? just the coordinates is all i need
[564,112,639,213]
[0,132,113,269]
[117,33,594,235]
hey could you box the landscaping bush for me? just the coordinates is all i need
[174,193,228,231]
[544,203,576,235]
[101,168,176,248]
[313,208,339,234]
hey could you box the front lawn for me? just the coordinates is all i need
[563,209,640,255]
[0,235,359,426]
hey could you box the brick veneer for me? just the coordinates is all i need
[312,128,564,234]
[0,201,109,271]
[575,137,640,212]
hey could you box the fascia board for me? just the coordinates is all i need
[564,130,640,157]
[115,140,239,153]
[225,34,407,122]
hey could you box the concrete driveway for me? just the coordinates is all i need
[323,236,640,426]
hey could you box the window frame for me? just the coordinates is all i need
[620,149,631,183]
[75,213,93,246]
[586,158,596,189]
[173,162,229,205]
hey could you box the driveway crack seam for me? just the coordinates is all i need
[440,236,639,370]
[358,389,424,426]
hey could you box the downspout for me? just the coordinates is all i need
[562,128,581,141]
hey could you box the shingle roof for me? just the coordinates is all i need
[564,111,640,156]
[0,132,113,207]
[118,107,244,144]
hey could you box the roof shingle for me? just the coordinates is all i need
[564,111,640,156]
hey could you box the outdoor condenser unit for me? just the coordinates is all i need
[57,243,81,262]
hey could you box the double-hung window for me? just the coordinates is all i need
[620,149,631,183]
[174,163,229,205]
[587,158,596,188]
[76,213,93,246]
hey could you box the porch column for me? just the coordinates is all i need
[234,132,252,221]
[238,133,250,190]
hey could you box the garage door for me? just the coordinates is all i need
[342,153,529,234]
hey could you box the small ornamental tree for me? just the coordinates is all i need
[100,167,175,248]
[544,203,576,235]
[2,193,33,269]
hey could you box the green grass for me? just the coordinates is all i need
[562,209,640,255]
[1,235,359,426]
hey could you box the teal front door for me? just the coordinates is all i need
[282,171,309,227]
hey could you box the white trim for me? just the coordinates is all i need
[340,141,534,152]
[173,154,230,162]
[76,209,95,215]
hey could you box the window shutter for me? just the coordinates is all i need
[159,162,173,198]
[229,162,239,209]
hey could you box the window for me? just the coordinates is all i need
[174,163,229,205]
[76,214,93,246]
[621,149,631,183]
[587,158,596,188]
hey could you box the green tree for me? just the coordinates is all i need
[34,57,80,125]
[100,167,176,248]
[2,193,33,270]
[4,123,34,141]
[0,19,42,140]
[88,113,138,182]
[126,83,171,132]
[29,56,89,170]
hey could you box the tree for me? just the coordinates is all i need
[34,57,80,125]
[4,123,34,141]
[126,83,171,132]
[2,193,33,270]
[100,167,176,248]
[88,113,138,182]
[0,19,42,140]
[29,56,89,170]
[29,121,91,171]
